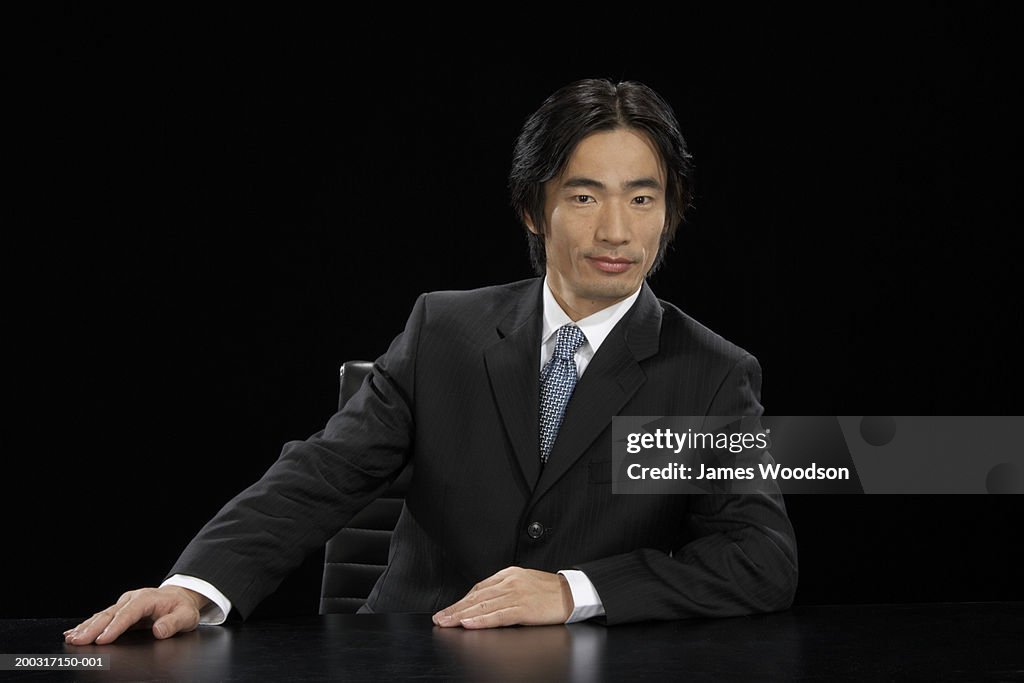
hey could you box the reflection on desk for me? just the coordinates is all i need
[3,603,1022,681]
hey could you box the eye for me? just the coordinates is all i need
[632,196,653,205]
[573,195,595,204]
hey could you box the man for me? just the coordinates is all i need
[65,78,797,645]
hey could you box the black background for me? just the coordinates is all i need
[4,6,1022,619]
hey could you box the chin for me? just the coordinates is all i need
[581,279,640,301]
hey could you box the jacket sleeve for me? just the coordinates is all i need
[166,294,427,619]
[574,353,799,624]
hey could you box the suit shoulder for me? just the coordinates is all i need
[655,298,756,367]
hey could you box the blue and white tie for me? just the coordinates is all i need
[539,324,588,463]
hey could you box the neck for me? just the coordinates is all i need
[547,283,634,322]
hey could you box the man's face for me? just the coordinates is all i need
[527,127,667,321]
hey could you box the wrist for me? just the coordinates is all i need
[176,586,210,611]
[557,574,574,621]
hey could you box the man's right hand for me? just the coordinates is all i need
[64,586,210,645]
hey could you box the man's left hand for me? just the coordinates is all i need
[432,566,574,628]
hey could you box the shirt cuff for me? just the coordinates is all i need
[161,574,232,625]
[557,569,606,623]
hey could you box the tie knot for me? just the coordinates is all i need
[553,324,587,361]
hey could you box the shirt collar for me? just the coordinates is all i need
[541,277,642,354]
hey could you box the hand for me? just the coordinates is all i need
[63,586,210,645]
[432,566,574,629]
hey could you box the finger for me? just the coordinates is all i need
[151,602,200,639]
[449,587,516,622]
[452,598,494,623]
[65,592,135,643]
[432,599,466,627]
[65,609,117,645]
[460,606,519,629]
[432,593,479,626]
[93,596,158,645]
[432,584,510,626]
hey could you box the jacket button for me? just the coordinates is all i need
[527,522,545,539]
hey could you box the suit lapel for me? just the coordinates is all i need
[531,282,663,502]
[483,279,544,491]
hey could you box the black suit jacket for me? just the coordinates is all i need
[170,278,798,624]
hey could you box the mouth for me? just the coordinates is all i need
[586,256,635,274]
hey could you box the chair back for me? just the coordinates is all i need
[319,360,412,613]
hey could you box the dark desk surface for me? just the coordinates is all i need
[2,603,1021,681]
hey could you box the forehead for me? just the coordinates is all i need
[557,127,666,184]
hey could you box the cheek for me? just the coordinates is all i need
[546,210,583,261]
[640,219,665,257]
[548,207,581,236]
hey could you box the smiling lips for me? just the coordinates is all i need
[587,256,635,273]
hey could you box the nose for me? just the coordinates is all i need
[594,203,630,246]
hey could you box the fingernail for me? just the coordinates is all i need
[461,618,475,626]
[155,624,167,638]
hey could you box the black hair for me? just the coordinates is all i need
[509,78,694,275]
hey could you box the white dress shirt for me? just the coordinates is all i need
[165,277,643,625]
[539,278,642,623]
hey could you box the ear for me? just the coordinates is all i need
[523,211,542,236]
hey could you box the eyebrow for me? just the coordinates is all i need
[561,176,663,191]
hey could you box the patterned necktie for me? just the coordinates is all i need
[539,324,588,463]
